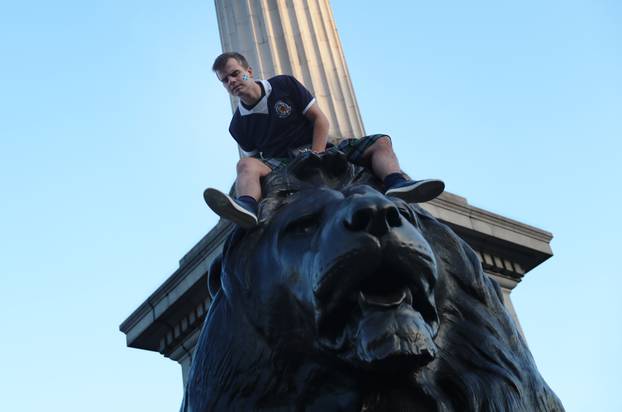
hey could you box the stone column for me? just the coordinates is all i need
[214,0,365,142]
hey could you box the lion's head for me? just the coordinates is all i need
[182,151,564,412]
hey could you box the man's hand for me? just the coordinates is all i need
[289,149,322,177]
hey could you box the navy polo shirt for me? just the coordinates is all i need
[229,75,316,158]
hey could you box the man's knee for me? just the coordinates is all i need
[236,157,270,177]
[372,135,393,151]
[364,135,394,159]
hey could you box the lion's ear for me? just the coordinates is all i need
[207,254,223,298]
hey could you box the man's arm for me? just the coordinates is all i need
[304,102,329,153]
[238,147,258,158]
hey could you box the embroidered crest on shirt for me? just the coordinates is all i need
[274,100,292,118]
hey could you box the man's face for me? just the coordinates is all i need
[216,58,253,97]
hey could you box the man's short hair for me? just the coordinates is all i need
[212,52,249,72]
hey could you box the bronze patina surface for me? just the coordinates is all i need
[182,151,564,411]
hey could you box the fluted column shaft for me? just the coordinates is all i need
[215,0,365,141]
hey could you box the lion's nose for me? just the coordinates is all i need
[343,196,402,237]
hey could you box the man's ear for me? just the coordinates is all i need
[247,66,254,78]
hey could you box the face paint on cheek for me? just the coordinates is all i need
[242,74,249,81]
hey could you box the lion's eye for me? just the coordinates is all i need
[285,213,320,235]
[278,189,298,198]
[396,203,419,226]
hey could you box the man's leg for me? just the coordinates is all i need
[360,135,401,180]
[235,157,272,201]
[204,157,271,228]
[360,135,444,203]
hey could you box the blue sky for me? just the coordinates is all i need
[0,1,620,411]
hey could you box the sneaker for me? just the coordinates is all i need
[385,179,445,203]
[203,188,258,228]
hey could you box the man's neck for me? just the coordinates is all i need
[239,81,263,107]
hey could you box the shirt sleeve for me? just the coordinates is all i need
[285,75,315,114]
[239,147,258,157]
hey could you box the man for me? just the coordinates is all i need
[204,52,444,228]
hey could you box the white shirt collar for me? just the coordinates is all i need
[238,79,272,116]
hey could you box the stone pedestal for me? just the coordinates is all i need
[119,192,553,383]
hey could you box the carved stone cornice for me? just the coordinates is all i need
[422,192,552,283]
[423,192,552,253]
[119,220,231,353]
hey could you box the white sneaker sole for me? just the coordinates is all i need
[203,188,258,228]
[386,179,445,203]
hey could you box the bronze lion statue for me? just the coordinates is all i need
[181,151,564,411]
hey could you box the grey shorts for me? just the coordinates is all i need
[255,134,389,171]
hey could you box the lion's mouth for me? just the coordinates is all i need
[358,288,411,308]
[316,260,435,339]
[314,241,439,370]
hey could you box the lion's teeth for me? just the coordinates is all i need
[358,289,407,308]
[405,288,413,306]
